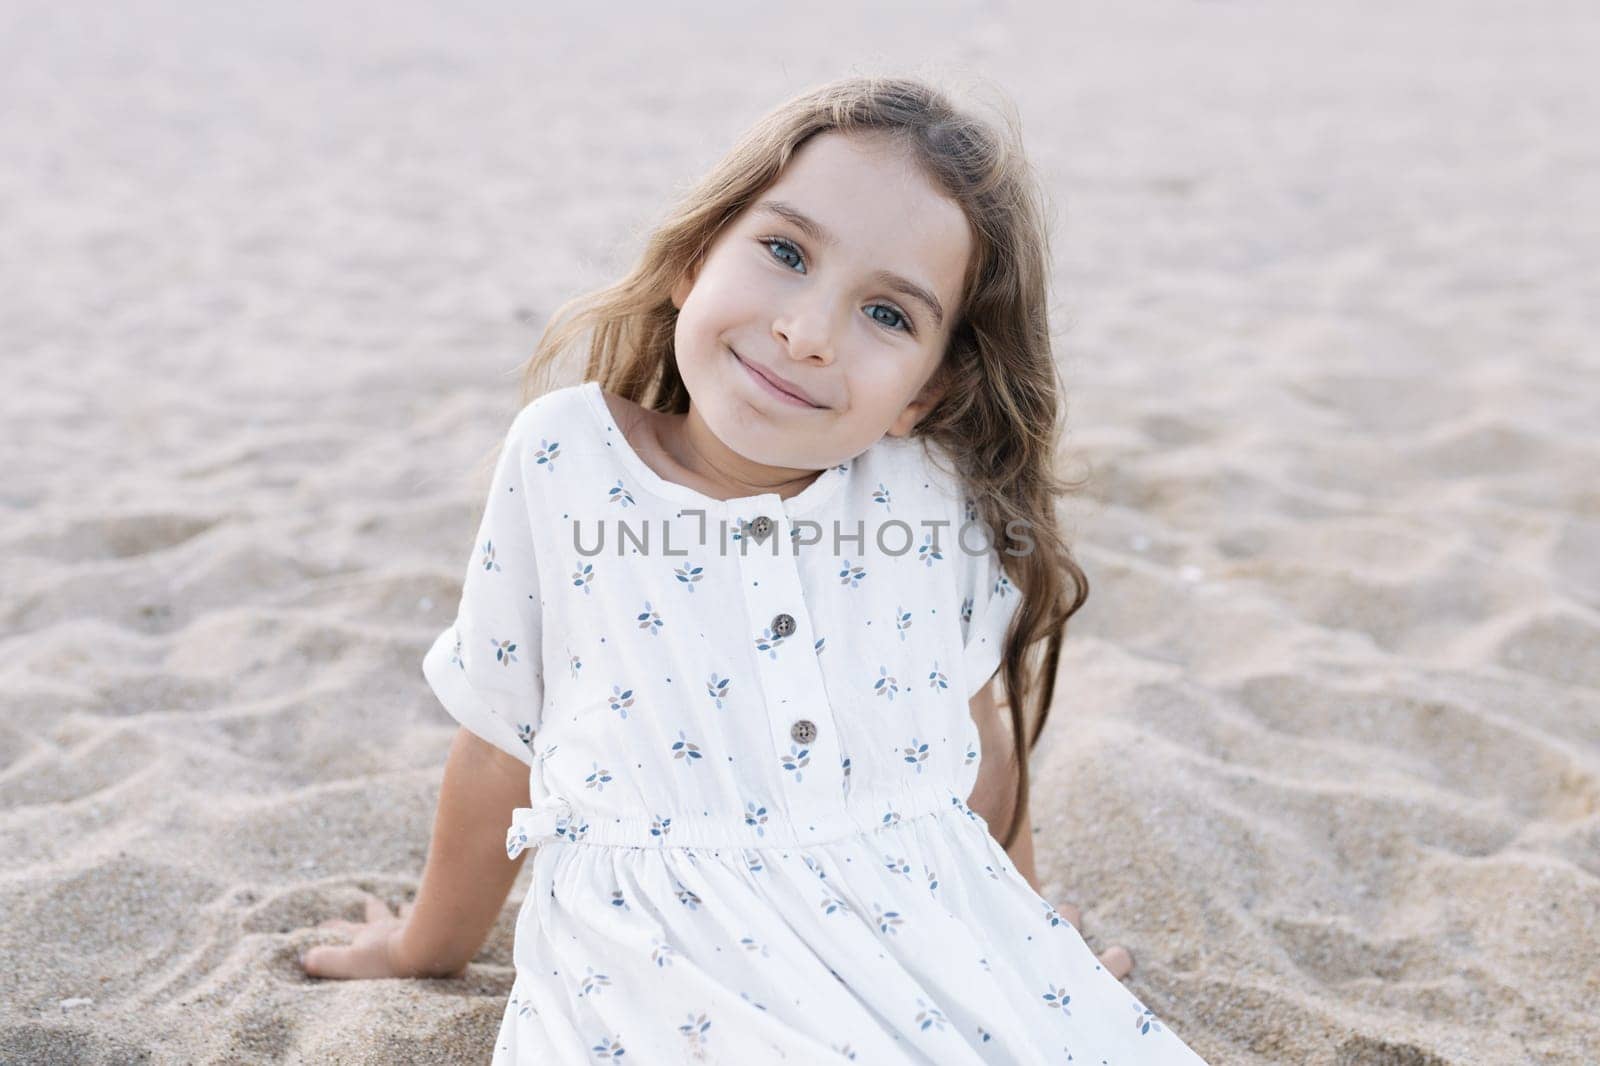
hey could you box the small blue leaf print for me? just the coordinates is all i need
[589,1034,626,1060]
[674,562,704,592]
[743,850,764,876]
[671,730,703,764]
[913,998,947,1032]
[977,955,991,972]
[491,637,518,665]
[872,481,892,512]
[1132,1001,1164,1035]
[479,539,502,572]
[448,631,464,670]
[901,738,929,773]
[557,819,588,843]
[928,661,949,691]
[533,437,560,470]
[963,736,978,765]
[607,684,635,719]
[679,1012,711,1053]
[636,600,663,635]
[893,606,912,641]
[753,625,786,659]
[584,762,612,791]
[505,825,529,860]
[577,966,611,998]
[651,937,677,967]
[831,1043,858,1061]
[705,673,731,709]
[925,865,939,893]
[779,744,810,781]
[567,649,583,678]
[803,854,827,881]
[606,478,635,508]
[744,801,768,837]
[1042,900,1065,927]
[572,561,594,593]
[650,814,672,839]
[960,595,974,627]
[819,892,851,917]
[837,559,866,588]
[872,665,899,701]
[675,880,702,909]
[517,722,535,747]
[814,635,826,656]
[881,806,902,829]
[884,855,911,877]
[993,572,1014,599]
[963,495,978,523]
[738,935,771,958]
[873,902,904,935]
[1042,984,1072,1015]
[609,888,629,910]
[916,531,943,567]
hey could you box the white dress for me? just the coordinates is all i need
[422,380,1209,1064]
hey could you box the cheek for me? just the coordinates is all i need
[702,261,784,316]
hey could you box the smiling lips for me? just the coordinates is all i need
[734,349,826,409]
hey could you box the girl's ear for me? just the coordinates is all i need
[885,364,950,438]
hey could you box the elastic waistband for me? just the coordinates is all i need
[505,786,985,858]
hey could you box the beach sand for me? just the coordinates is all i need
[2,2,1596,1062]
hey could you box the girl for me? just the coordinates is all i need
[299,75,1209,1064]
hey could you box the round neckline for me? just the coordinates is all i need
[580,379,851,516]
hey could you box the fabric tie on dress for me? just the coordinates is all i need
[505,794,574,859]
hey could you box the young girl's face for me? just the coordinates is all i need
[670,130,972,479]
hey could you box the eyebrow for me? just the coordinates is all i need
[754,199,946,330]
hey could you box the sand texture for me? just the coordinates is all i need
[2,2,1597,1063]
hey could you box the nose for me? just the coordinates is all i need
[771,290,839,365]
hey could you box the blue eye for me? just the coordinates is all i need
[764,236,805,272]
[867,305,909,332]
[757,236,916,336]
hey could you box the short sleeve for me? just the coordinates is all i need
[421,412,544,767]
[958,499,1022,701]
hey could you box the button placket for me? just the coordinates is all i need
[736,502,837,822]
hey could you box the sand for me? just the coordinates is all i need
[2,1,1596,1063]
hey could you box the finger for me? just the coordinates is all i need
[363,893,391,923]
[315,918,355,933]
[302,941,385,980]
[1097,944,1134,981]
[301,944,353,979]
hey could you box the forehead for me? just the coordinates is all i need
[746,132,971,323]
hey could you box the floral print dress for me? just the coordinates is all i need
[421,380,1209,1064]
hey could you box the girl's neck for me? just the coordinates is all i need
[662,404,825,502]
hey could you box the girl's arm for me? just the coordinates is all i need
[300,726,532,979]
[966,678,1042,892]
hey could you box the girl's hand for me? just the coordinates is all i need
[299,890,455,980]
[1057,900,1135,981]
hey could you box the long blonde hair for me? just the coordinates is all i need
[512,73,1088,851]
